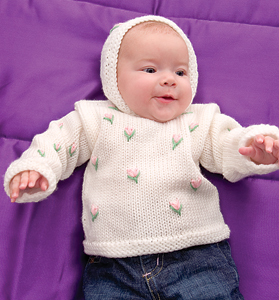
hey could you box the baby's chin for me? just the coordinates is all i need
[126,103,185,123]
[148,104,190,123]
[146,112,182,123]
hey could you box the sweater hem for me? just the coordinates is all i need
[83,226,230,258]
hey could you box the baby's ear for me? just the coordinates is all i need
[110,23,122,34]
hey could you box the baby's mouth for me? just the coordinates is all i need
[155,95,176,103]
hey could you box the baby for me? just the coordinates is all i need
[4,15,279,299]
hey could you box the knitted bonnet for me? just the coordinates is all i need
[100,15,198,115]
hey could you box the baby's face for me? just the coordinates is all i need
[117,24,192,122]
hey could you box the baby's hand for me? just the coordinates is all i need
[239,135,279,165]
[9,171,49,203]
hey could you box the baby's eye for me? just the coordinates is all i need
[143,68,156,73]
[176,70,186,77]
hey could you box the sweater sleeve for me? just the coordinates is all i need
[4,110,91,203]
[199,108,279,182]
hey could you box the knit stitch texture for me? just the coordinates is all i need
[4,100,279,257]
[4,16,279,258]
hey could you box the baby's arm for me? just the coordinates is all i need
[4,108,92,203]
[10,171,49,203]
[239,135,279,165]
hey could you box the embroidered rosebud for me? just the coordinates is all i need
[127,168,140,183]
[103,113,114,124]
[69,143,77,157]
[173,134,182,143]
[91,156,99,171]
[58,122,63,129]
[189,123,199,132]
[38,149,45,157]
[90,204,99,222]
[190,177,202,191]
[172,134,183,150]
[104,113,112,119]
[169,199,182,216]
[54,143,61,152]
[124,127,135,142]
[108,105,119,111]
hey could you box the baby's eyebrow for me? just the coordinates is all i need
[137,58,157,63]
[177,62,189,69]
[134,57,189,71]
[178,60,189,66]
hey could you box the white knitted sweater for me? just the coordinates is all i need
[4,16,279,257]
[4,100,279,257]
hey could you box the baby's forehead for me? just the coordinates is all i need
[119,21,184,54]
[126,21,181,37]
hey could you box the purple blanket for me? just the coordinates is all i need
[1,0,279,299]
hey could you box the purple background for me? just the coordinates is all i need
[1,0,279,299]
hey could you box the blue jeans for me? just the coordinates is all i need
[83,240,244,299]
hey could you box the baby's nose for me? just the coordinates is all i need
[160,73,176,87]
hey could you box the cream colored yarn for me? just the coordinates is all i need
[4,15,279,259]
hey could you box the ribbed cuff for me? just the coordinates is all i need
[4,158,57,203]
[223,124,279,182]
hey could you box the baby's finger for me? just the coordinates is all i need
[274,140,279,150]
[253,135,265,147]
[238,146,255,157]
[19,171,30,190]
[273,140,279,161]
[263,136,274,153]
[39,176,49,191]
[9,174,21,202]
[28,170,41,188]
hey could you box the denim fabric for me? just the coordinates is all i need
[83,240,244,299]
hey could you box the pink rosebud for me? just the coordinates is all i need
[127,168,140,183]
[173,134,182,144]
[55,143,61,151]
[91,156,99,171]
[169,198,181,211]
[91,156,97,165]
[189,123,199,132]
[125,127,134,136]
[104,113,112,119]
[172,134,183,150]
[91,204,99,216]
[58,122,63,129]
[70,143,76,153]
[127,168,139,178]
[190,178,202,190]
[69,143,77,157]
[169,198,182,215]
[90,204,99,222]
[104,113,114,124]
[124,127,135,141]
[38,149,45,157]
[108,105,118,111]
